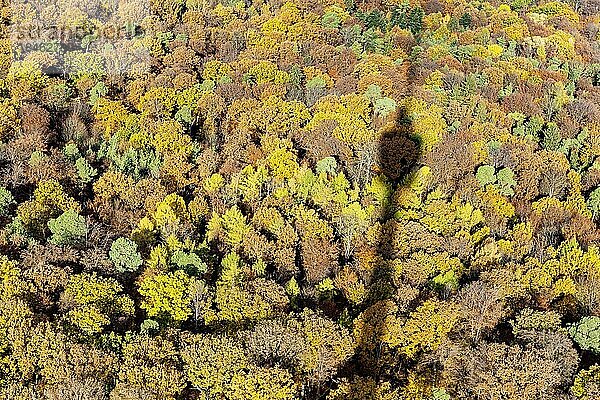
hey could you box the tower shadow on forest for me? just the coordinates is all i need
[344,69,421,396]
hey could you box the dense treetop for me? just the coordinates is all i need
[1,0,600,398]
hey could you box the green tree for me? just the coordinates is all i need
[588,188,600,220]
[17,179,80,235]
[0,187,15,217]
[476,165,496,187]
[374,97,397,118]
[496,167,517,196]
[171,250,207,275]
[459,13,472,28]
[569,316,600,353]
[75,157,98,183]
[109,237,143,273]
[47,209,87,246]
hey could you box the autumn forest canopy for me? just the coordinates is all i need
[2,0,600,398]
